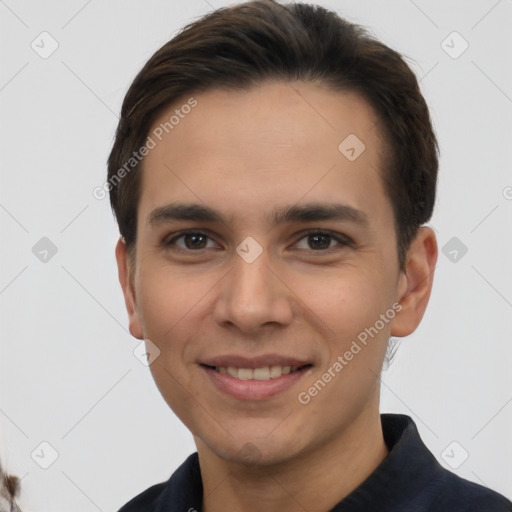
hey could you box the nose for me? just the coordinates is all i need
[212,248,294,334]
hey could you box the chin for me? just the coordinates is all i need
[198,427,305,469]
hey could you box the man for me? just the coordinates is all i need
[108,1,512,510]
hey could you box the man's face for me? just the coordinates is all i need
[119,81,408,465]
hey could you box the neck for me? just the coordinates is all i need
[197,408,388,512]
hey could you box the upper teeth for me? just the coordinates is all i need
[216,365,300,380]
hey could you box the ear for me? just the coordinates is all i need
[391,226,438,337]
[115,237,144,340]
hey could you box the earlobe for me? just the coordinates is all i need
[390,227,438,337]
[115,237,144,340]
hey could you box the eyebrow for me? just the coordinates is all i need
[147,202,369,228]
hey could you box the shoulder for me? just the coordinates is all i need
[116,482,167,512]
[115,452,202,512]
[379,414,511,512]
[428,469,512,512]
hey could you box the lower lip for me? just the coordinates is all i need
[201,365,312,401]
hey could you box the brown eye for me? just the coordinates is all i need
[307,233,331,250]
[164,231,218,251]
[182,233,208,249]
[294,231,351,251]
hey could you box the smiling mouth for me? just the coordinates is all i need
[202,364,312,381]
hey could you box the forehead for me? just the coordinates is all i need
[138,81,390,230]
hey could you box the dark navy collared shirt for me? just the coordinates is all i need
[117,414,512,511]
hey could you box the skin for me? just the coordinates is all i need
[116,81,438,512]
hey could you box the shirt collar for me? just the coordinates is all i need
[330,413,442,511]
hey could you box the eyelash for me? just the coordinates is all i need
[162,229,354,253]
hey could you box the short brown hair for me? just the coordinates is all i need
[107,0,438,268]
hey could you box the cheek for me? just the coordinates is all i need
[136,265,212,339]
[137,269,211,420]
[301,267,393,344]
[297,270,394,406]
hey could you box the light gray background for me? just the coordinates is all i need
[1,1,511,511]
